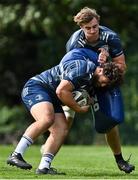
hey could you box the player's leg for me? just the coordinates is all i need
[7,81,56,170]
[36,112,69,174]
[105,126,135,173]
[105,125,121,154]
[62,106,75,128]
[39,106,75,174]
[7,101,55,170]
[96,87,135,173]
[40,106,75,154]
[36,106,75,174]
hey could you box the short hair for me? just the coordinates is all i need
[74,7,100,26]
[102,62,124,87]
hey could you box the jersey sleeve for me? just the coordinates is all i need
[66,29,84,52]
[108,33,124,58]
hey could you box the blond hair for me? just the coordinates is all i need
[74,7,100,26]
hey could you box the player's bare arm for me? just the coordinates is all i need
[56,80,89,113]
[113,54,126,74]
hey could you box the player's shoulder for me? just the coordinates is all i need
[99,25,119,40]
[66,29,85,51]
[63,48,97,62]
[60,49,96,72]
[71,29,84,37]
[69,29,84,43]
[100,25,117,35]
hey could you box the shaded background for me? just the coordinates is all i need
[0,0,138,145]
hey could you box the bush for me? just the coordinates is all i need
[0,105,31,144]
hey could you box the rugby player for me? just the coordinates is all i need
[7,48,122,174]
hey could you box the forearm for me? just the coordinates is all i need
[56,80,90,113]
[115,62,127,74]
[56,89,82,112]
[113,54,127,75]
[56,89,90,113]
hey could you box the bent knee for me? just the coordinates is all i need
[38,116,55,131]
[44,117,54,126]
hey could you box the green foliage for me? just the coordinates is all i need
[119,52,138,144]
[0,105,31,143]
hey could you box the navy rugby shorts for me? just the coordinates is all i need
[21,79,63,113]
[92,87,124,133]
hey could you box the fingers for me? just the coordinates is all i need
[98,48,109,64]
[79,105,90,113]
[98,47,109,55]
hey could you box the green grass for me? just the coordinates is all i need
[0,145,138,179]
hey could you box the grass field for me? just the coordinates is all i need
[0,145,138,179]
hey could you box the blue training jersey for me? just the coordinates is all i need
[66,26,124,58]
[31,48,98,93]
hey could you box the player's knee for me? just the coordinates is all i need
[39,116,55,131]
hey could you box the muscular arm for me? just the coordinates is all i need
[56,80,89,113]
[112,54,127,74]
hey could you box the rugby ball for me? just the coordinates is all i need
[72,89,90,106]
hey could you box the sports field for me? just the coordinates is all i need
[0,145,138,179]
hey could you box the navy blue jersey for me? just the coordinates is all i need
[66,26,124,58]
[31,48,98,94]
[22,48,98,111]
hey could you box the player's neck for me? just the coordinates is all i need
[86,34,99,43]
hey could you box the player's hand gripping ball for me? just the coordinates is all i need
[72,89,92,106]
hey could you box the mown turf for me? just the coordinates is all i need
[0,145,138,179]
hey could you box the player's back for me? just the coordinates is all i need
[60,48,98,66]
[31,48,97,91]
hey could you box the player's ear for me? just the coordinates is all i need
[95,67,103,75]
[99,67,104,75]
